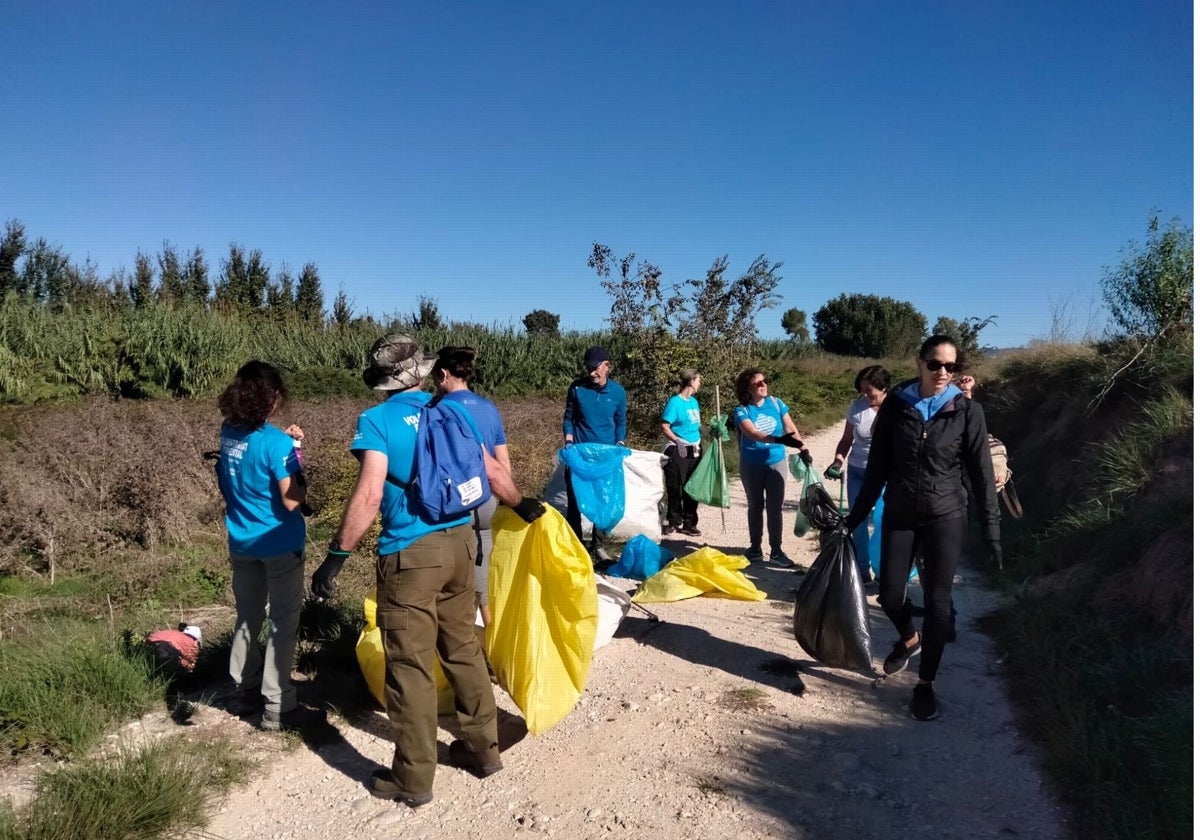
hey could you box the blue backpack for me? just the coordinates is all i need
[389,394,492,523]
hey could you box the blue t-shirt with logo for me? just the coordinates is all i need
[733,396,789,467]
[442,389,507,457]
[352,391,481,555]
[661,394,701,446]
[218,422,305,556]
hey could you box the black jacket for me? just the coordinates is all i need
[847,380,1000,543]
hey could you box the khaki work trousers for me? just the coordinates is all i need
[376,524,499,795]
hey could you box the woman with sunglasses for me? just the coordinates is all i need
[732,368,810,565]
[844,336,1001,721]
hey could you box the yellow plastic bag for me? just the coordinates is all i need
[486,506,598,735]
[632,546,767,603]
[356,597,456,715]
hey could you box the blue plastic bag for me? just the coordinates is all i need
[609,534,674,580]
[558,443,631,532]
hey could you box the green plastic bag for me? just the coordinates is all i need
[684,416,731,508]
[790,456,822,536]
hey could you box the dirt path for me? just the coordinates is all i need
[184,423,1068,839]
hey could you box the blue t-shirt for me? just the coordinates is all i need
[563,378,628,444]
[218,422,305,556]
[351,391,478,555]
[734,396,789,467]
[442,389,507,457]
[661,394,701,446]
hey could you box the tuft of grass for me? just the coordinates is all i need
[693,775,727,796]
[4,736,252,840]
[0,621,164,758]
[717,687,771,712]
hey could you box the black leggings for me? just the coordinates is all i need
[878,514,966,682]
[662,444,700,528]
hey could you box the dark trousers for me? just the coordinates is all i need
[376,524,499,795]
[564,467,606,547]
[878,513,966,683]
[662,444,700,528]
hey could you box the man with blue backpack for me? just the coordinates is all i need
[310,333,544,810]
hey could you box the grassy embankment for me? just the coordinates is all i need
[981,338,1192,840]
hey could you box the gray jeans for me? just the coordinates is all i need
[739,458,789,554]
[229,549,305,714]
[472,496,499,606]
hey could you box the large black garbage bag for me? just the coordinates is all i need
[792,484,873,672]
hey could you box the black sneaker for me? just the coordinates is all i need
[910,683,938,720]
[369,769,434,807]
[447,740,503,778]
[233,691,265,718]
[662,524,677,535]
[882,635,921,675]
[680,525,702,537]
[745,547,764,562]
[260,705,327,732]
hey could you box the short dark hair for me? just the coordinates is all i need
[919,334,959,362]
[677,368,700,390]
[433,346,477,383]
[854,365,891,393]
[218,361,286,430]
[735,368,766,406]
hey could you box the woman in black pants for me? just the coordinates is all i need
[845,335,1001,720]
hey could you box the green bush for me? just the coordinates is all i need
[3,737,251,840]
[0,621,164,757]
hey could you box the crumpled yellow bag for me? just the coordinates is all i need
[486,506,598,735]
[356,597,456,715]
[632,546,767,603]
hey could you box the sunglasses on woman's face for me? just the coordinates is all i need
[751,378,769,387]
[922,359,962,374]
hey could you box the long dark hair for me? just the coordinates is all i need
[735,368,766,406]
[218,361,286,430]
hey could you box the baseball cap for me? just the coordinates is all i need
[362,334,436,391]
[583,346,610,370]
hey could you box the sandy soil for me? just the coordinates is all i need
[11,423,1070,839]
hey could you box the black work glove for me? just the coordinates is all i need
[512,497,546,523]
[844,514,863,535]
[310,552,347,599]
[799,448,814,466]
[989,541,1003,570]
[823,462,842,480]
[772,433,805,449]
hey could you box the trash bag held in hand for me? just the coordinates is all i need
[789,456,823,537]
[792,528,873,672]
[487,506,598,735]
[558,443,631,532]
[684,439,729,508]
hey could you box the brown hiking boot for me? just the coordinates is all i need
[448,740,503,778]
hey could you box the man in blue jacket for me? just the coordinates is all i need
[562,346,627,561]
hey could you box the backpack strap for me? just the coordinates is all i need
[382,392,444,490]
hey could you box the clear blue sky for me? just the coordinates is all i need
[2,1,1192,348]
